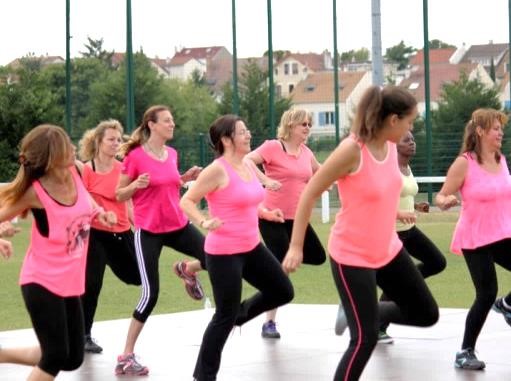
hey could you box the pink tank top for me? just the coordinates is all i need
[20,168,94,297]
[328,136,403,267]
[254,140,315,219]
[204,157,265,255]
[451,153,511,254]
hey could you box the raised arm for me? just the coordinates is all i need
[116,173,149,201]
[435,156,468,211]
[180,163,225,231]
[283,138,360,272]
[244,151,281,191]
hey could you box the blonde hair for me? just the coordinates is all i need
[351,86,417,142]
[78,119,124,162]
[277,108,312,141]
[0,124,73,207]
[461,108,508,164]
[118,105,170,158]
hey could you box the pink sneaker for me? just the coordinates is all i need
[173,261,204,300]
[114,353,149,376]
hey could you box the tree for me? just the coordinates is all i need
[429,72,502,175]
[80,37,115,68]
[340,48,370,63]
[428,39,456,49]
[0,61,63,180]
[263,50,290,62]
[84,52,166,132]
[385,41,416,70]
[218,60,292,140]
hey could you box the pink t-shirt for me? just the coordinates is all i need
[20,168,94,297]
[451,153,511,254]
[205,157,265,255]
[82,161,130,232]
[122,146,188,233]
[328,136,403,268]
[254,139,315,219]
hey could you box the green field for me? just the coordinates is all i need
[1,211,511,331]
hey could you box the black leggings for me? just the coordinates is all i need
[330,249,438,381]
[82,228,141,336]
[461,238,511,350]
[259,219,326,264]
[133,223,206,323]
[379,226,446,330]
[22,283,84,377]
[193,243,294,381]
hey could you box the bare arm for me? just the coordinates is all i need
[435,156,468,210]
[244,151,281,191]
[283,138,360,272]
[311,154,321,174]
[116,173,149,201]
[180,163,225,230]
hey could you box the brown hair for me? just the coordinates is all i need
[208,114,244,156]
[460,108,508,164]
[118,105,170,158]
[0,124,73,207]
[351,85,417,142]
[78,119,124,162]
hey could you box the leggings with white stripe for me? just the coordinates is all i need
[132,223,206,323]
[330,249,438,381]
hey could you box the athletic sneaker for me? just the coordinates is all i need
[173,261,204,301]
[115,353,149,376]
[261,320,281,339]
[492,297,511,327]
[335,304,347,336]
[377,330,394,344]
[454,348,485,370]
[84,335,103,354]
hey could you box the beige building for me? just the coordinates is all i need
[290,70,372,136]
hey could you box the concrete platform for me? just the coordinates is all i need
[1,304,511,380]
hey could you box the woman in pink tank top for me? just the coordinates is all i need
[283,86,438,381]
[245,108,326,339]
[0,125,116,380]
[436,108,511,370]
[180,115,294,381]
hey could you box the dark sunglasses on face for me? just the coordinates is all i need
[301,122,312,127]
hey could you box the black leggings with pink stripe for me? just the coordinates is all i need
[330,249,438,381]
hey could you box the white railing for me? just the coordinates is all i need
[321,176,446,223]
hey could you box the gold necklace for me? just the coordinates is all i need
[146,142,165,159]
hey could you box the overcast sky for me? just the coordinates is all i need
[1,0,509,65]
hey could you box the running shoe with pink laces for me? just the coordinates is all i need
[173,261,204,300]
[115,353,149,376]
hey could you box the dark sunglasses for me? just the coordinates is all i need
[301,122,312,127]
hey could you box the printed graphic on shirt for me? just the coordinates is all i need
[66,213,92,257]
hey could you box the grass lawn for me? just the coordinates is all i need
[1,210,511,331]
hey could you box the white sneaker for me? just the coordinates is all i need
[335,304,348,335]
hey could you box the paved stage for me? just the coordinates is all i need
[1,304,510,380]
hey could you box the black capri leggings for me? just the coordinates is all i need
[132,223,206,323]
[461,238,511,350]
[330,249,438,381]
[193,243,294,381]
[259,219,326,264]
[82,228,141,336]
[379,225,445,330]
[22,283,84,377]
